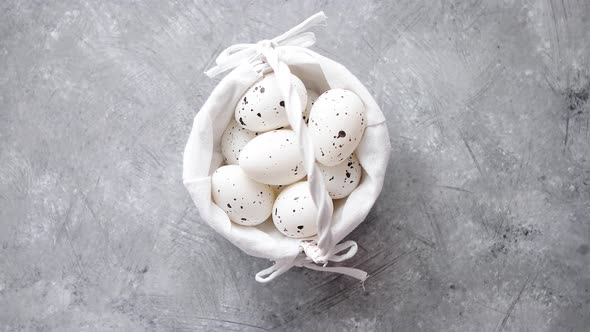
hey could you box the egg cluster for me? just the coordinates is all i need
[211,72,367,239]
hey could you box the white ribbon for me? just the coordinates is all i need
[205,12,328,78]
[206,12,368,283]
[255,241,368,283]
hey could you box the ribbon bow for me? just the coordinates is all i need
[205,11,328,78]
[255,241,368,283]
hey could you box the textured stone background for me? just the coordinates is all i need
[1,1,590,331]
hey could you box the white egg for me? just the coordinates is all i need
[211,165,274,226]
[220,119,258,165]
[235,72,307,132]
[239,129,306,185]
[317,154,362,199]
[308,89,367,166]
[273,181,325,238]
[302,89,320,124]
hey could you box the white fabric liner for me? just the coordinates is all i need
[183,13,390,282]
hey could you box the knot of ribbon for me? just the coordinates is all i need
[205,11,368,284]
[205,11,328,78]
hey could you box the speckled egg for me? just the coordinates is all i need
[239,129,306,185]
[308,89,366,166]
[235,72,307,132]
[272,181,324,238]
[302,89,319,124]
[317,154,362,199]
[211,165,274,226]
[220,119,258,165]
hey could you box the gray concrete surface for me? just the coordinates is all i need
[1,1,590,331]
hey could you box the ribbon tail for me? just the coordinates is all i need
[272,11,328,45]
[279,32,317,49]
[302,263,368,282]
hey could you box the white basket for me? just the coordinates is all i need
[182,12,390,283]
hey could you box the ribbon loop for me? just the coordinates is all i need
[255,257,298,283]
[325,240,359,263]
